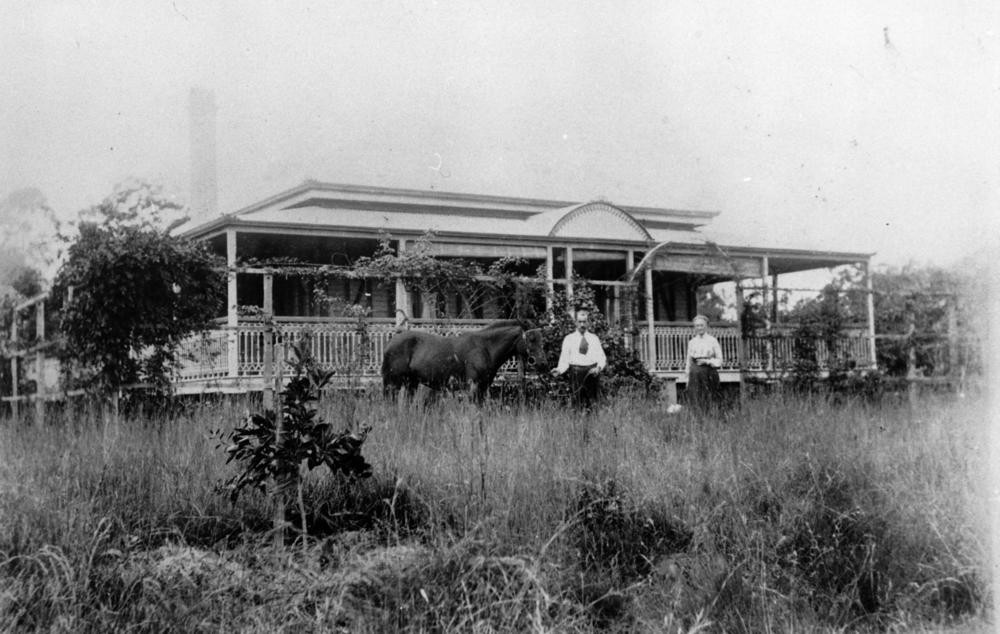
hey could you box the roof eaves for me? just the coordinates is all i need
[626,206,721,221]
[303,180,578,211]
[229,180,319,218]
[195,217,657,247]
[716,244,875,261]
[233,180,718,224]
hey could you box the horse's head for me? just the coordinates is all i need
[519,328,546,370]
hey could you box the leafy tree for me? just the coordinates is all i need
[51,185,224,392]
[785,284,852,389]
[866,262,978,377]
[7,266,44,298]
[64,178,187,235]
[777,260,981,381]
[0,187,61,278]
[739,290,768,337]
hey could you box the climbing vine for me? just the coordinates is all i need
[241,231,545,323]
[237,232,654,395]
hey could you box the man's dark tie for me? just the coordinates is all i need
[578,335,589,355]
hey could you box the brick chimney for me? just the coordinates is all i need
[189,87,218,222]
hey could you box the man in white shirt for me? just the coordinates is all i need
[551,309,607,409]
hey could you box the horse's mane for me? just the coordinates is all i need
[477,319,534,332]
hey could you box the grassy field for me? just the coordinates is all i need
[0,389,992,632]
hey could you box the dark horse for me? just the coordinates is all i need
[381,320,546,401]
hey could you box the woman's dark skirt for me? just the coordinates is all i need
[687,363,721,408]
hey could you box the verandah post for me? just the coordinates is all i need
[864,259,877,370]
[226,229,239,378]
[645,267,655,373]
[761,256,773,374]
[771,272,779,325]
[625,250,635,331]
[394,278,408,326]
[395,239,410,327]
[565,247,574,314]
[735,281,747,403]
[262,272,274,412]
[545,246,554,313]
[34,299,44,425]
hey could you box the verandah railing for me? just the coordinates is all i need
[176,318,875,384]
[174,318,521,382]
[636,323,873,373]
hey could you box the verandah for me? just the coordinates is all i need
[174,262,877,389]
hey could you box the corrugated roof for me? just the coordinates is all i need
[240,206,546,237]
[235,199,673,243]
[698,227,872,258]
[176,181,871,265]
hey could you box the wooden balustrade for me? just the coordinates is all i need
[175,319,875,384]
[175,330,230,380]
[174,319,521,383]
[636,323,873,375]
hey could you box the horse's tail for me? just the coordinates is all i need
[382,328,415,375]
[382,331,417,396]
[381,334,399,379]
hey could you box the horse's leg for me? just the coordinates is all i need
[465,379,483,405]
[405,379,423,407]
[382,376,398,400]
[469,372,492,405]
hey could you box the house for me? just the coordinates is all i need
[175,180,876,394]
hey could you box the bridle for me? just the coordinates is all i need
[520,327,540,367]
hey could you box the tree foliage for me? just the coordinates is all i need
[868,262,980,376]
[786,284,854,389]
[778,260,982,379]
[64,178,188,235]
[51,185,224,392]
[0,187,61,278]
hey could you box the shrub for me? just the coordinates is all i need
[52,220,224,393]
[219,343,372,541]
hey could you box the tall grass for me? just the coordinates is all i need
[0,391,991,632]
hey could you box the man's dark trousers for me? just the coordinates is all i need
[568,364,599,409]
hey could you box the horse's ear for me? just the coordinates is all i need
[516,318,536,331]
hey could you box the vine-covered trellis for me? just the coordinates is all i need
[228,232,655,400]
[239,233,548,325]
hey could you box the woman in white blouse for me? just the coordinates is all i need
[685,314,723,407]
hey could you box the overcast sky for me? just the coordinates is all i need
[2,0,997,268]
